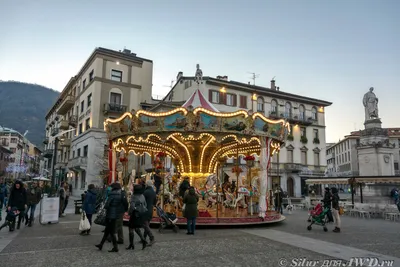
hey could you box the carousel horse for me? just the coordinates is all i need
[204,174,223,208]
[234,187,250,209]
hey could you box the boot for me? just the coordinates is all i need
[109,238,118,253]
[148,238,155,247]
[95,244,103,251]
[28,216,33,227]
[25,214,29,226]
[333,227,341,233]
[126,232,134,250]
[86,229,91,235]
[136,230,147,250]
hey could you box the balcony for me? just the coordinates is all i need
[103,103,127,115]
[57,95,75,115]
[43,138,49,145]
[51,128,59,137]
[268,111,315,126]
[69,115,78,127]
[43,149,54,159]
[59,120,69,130]
[284,163,304,173]
[60,138,71,147]
[67,157,88,170]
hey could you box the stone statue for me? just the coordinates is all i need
[363,87,379,121]
[194,64,203,84]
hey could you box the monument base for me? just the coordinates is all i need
[364,118,382,129]
[358,147,395,176]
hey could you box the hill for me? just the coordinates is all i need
[0,81,59,149]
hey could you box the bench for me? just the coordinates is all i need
[74,200,83,214]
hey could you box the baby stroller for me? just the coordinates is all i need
[307,203,330,232]
[155,206,179,233]
[0,207,20,232]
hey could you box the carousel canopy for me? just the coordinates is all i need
[182,89,219,112]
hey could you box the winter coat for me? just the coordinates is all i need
[143,186,156,221]
[274,188,283,206]
[322,190,332,208]
[128,185,147,228]
[179,180,190,198]
[105,189,127,219]
[8,181,27,211]
[331,188,340,210]
[26,186,42,205]
[83,189,97,215]
[183,187,198,219]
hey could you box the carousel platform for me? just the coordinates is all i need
[123,208,285,227]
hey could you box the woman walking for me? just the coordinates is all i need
[81,184,97,235]
[331,187,341,233]
[95,183,128,252]
[183,186,198,235]
[126,184,148,250]
[7,180,27,231]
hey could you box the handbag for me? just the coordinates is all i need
[79,211,91,231]
[94,202,107,226]
[339,206,344,215]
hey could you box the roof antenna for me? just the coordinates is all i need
[247,72,260,85]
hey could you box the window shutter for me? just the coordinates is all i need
[209,90,213,102]
[220,92,226,104]
[233,95,237,107]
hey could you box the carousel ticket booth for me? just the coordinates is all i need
[104,95,291,226]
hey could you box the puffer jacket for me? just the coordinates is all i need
[105,189,127,219]
[83,189,97,215]
[8,180,27,210]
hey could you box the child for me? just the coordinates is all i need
[0,207,20,232]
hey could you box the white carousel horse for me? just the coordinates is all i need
[204,174,223,207]
[234,187,250,209]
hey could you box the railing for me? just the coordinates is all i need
[284,163,304,172]
[69,115,78,126]
[51,128,59,137]
[103,103,127,114]
[59,120,69,130]
[67,157,88,169]
[268,111,317,125]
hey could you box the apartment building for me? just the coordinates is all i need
[43,47,153,196]
[0,126,30,178]
[326,128,400,177]
[153,69,332,197]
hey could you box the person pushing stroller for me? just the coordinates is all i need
[0,207,20,231]
[321,187,334,223]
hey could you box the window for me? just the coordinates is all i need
[82,79,86,89]
[78,123,83,134]
[184,80,192,89]
[285,102,292,118]
[226,93,236,106]
[72,150,75,158]
[87,93,92,107]
[345,153,347,162]
[11,138,17,143]
[299,105,305,120]
[81,170,86,189]
[111,70,122,82]
[348,152,350,161]
[89,70,94,81]
[301,151,307,165]
[394,162,399,171]
[80,100,84,113]
[85,118,90,130]
[257,98,264,112]
[83,145,88,157]
[311,107,317,120]
[210,90,220,104]
[314,152,320,165]
[239,95,247,109]
[313,129,319,139]
[77,148,81,157]
[287,150,293,163]
[110,92,122,104]
[300,127,306,137]
[271,100,278,113]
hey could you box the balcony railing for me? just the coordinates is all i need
[57,95,75,115]
[67,157,88,170]
[51,128,59,137]
[284,163,304,172]
[103,103,127,115]
[43,138,49,145]
[59,120,69,130]
[43,149,54,159]
[69,115,78,127]
[60,138,71,147]
[268,111,316,125]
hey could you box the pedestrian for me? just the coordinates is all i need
[331,187,341,233]
[7,180,27,230]
[62,183,70,214]
[153,170,162,194]
[322,187,333,223]
[183,186,198,235]
[81,184,97,235]
[179,177,190,198]
[0,178,8,221]
[95,182,128,252]
[142,180,156,246]
[126,184,148,250]
[274,184,283,214]
[58,182,66,217]
[25,181,42,227]
[113,182,127,245]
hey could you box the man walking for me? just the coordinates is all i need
[143,180,156,246]
[331,187,341,233]
[25,182,42,226]
[58,182,66,217]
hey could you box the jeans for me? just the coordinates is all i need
[275,205,283,214]
[187,217,196,234]
[0,197,3,216]
[62,198,69,213]
[86,214,93,225]
[25,204,37,220]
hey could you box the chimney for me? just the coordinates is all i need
[176,71,183,81]
[217,75,228,81]
[122,48,131,54]
[271,79,276,90]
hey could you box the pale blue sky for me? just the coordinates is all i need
[0,0,399,143]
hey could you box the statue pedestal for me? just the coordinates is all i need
[357,119,395,176]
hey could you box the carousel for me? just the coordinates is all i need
[104,86,290,226]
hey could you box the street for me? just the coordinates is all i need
[1,206,400,267]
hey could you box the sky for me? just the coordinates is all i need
[0,0,399,143]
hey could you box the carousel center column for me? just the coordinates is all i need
[258,136,272,218]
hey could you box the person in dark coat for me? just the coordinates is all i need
[274,184,283,214]
[322,187,333,222]
[95,183,128,252]
[7,180,27,230]
[179,177,190,198]
[126,184,147,250]
[81,184,97,235]
[142,180,156,245]
[331,187,341,233]
[183,186,198,235]
[25,181,42,227]
[153,171,162,194]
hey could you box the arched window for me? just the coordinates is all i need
[257,97,264,112]
[311,107,317,120]
[299,105,305,120]
[285,102,292,118]
[271,99,278,113]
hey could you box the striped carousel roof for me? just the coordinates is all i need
[182,89,219,112]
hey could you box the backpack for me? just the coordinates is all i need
[129,195,147,216]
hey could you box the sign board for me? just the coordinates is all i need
[40,196,59,224]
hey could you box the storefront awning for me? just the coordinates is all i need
[306,178,350,185]
[354,177,400,184]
